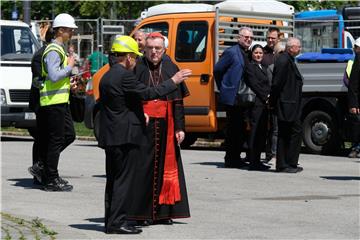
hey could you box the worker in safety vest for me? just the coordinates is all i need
[35,13,78,191]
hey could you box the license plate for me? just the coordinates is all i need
[25,112,36,120]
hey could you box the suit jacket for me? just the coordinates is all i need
[214,44,245,106]
[245,61,271,106]
[98,63,177,147]
[270,52,303,122]
[348,53,360,108]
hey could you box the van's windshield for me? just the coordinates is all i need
[1,25,40,61]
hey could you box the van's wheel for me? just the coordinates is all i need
[93,111,100,141]
[302,110,341,154]
[180,134,197,149]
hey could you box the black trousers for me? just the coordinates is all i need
[276,119,302,169]
[31,125,41,166]
[29,85,42,167]
[104,144,138,230]
[38,103,75,182]
[248,105,268,166]
[265,113,278,158]
[224,105,249,163]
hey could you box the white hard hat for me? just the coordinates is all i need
[355,37,360,48]
[53,13,78,29]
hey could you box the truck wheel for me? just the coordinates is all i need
[93,111,100,141]
[180,134,197,149]
[302,110,341,154]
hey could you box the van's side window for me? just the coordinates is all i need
[1,26,38,61]
[175,21,208,62]
[140,22,169,37]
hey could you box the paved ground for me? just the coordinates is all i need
[1,135,359,239]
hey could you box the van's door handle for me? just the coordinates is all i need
[200,74,209,84]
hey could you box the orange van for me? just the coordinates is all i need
[84,0,294,146]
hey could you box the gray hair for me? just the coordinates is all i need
[239,26,253,35]
[286,37,301,49]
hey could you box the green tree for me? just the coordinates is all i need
[0,1,192,21]
[1,1,359,21]
[283,0,359,11]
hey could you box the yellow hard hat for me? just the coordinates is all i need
[111,35,143,56]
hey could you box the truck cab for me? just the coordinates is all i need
[86,0,294,146]
[1,20,40,133]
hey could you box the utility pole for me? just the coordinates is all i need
[23,0,31,25]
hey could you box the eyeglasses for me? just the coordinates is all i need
[267,37,278,40]
[240,35,254,40]
[62,27,74,33]
[146,46,163,52]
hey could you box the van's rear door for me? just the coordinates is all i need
[171,16,217,133]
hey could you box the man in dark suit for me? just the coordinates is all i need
[262,27,281,163]
[98,36,190,234]
[214,27,253,168]
[270,37,303,173]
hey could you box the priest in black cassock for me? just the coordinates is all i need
[128,32,191,224]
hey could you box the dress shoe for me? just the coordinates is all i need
[276,167,299,173]
[289,165,303,173]
[43,177,73,192]
[57,176,69,185]
[153,219,173,225]
[28,165,43,184]
[136,220,151,226]
[249,163,271,171]
[33,178,42,185]
[106,225,142,234]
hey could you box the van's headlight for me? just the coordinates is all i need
[0,89,6,105]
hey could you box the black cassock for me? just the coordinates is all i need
[128,56,190,221]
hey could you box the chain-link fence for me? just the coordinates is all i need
[33,18,137,62]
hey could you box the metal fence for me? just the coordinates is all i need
[32,18,137,62]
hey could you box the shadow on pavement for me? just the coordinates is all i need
[194,161,278,173]
[73,143,98,147]
[320,176,360,181]
[92,175,106,178]
[69,224,104,233]
[7,178,42,189]
[1,136,33,142]
[194,161,226,168]
[85,217,104,223]
[183,146,225,151]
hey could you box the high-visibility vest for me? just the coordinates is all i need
[40,43,70,106]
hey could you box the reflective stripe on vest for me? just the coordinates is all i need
[346,60,354,78]
[40,43,70,106]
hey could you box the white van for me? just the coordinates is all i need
[0,20,40,134]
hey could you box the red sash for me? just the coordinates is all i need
[143,100,181,205]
